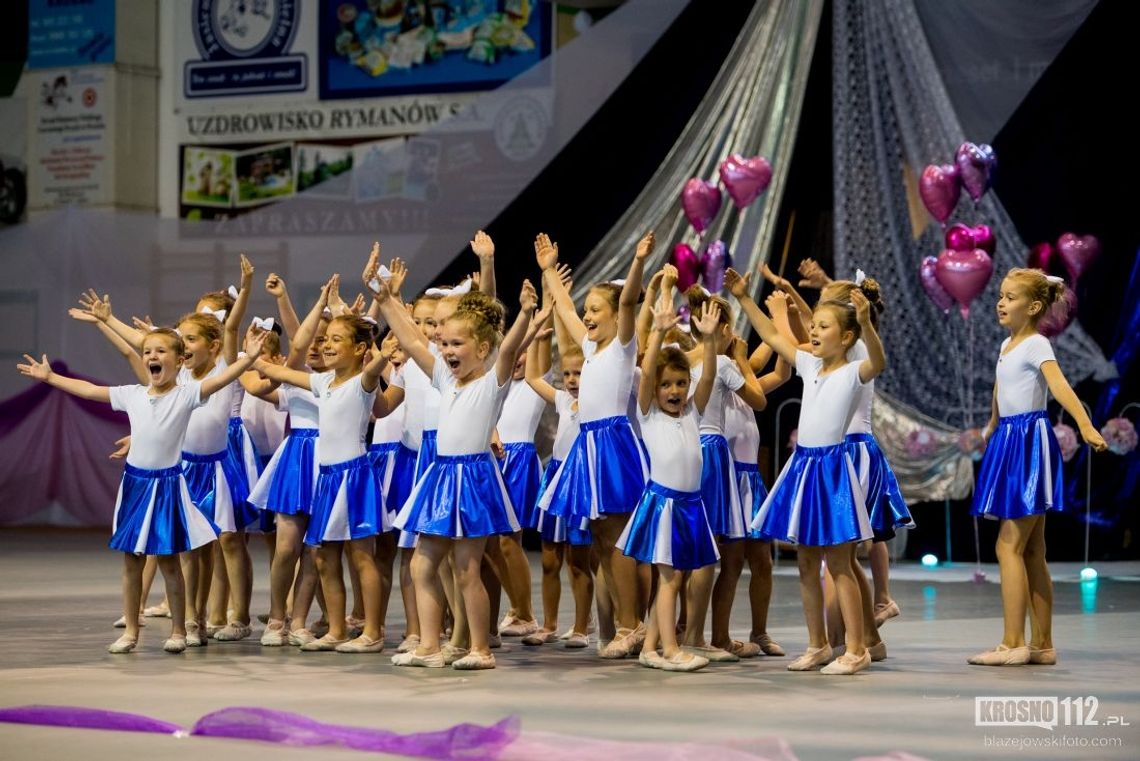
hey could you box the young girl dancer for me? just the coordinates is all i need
[252,310,394,653]
[537,232,652,659]
[728,267,884,675]
[619,296,722,672]
[680,282,768,662]
[375,277,534,670]
[249,277,337,646]
[17,328,266,652]
[968,268,1106,666]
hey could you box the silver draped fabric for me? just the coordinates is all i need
[871,392,974,504]
[570,0,825,325]
[832,0,1114,429]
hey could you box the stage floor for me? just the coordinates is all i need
[1,530,1137,761]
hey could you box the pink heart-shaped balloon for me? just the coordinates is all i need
[681,178,721,233]
[944,223,975,252]
[970,224,996,255]
[934,248,994,319]
[1038,288,1078,338]
[1027,242,1054,271]
[920,256,954,313]
[700,240,732,293]
[955,142,994,202]
[718,154,772,209]
[1056,233,1100,282]
[920,164,961,224]
[671,243,701,292]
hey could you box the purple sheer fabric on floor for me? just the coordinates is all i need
[0,705,181,734]
[0,361,128,526]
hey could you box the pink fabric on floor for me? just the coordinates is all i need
[503,732,802,761]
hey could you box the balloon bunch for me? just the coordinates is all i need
[1025,233,1100,337]
[919,142,996,224]
[917,142,998,318]
[675,153,772,293]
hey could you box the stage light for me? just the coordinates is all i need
[1080,567,1098,581]
[921,553,939,568]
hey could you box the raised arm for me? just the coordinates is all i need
[70,306,150,384]
[368,275,435,376]
[851,291,885,384]
[224,254,254,364]
[639,290,677,415]
[536,234,586,347]
[496,280,537,386]
[17,354,110,402]
[471,230,497,298]
[637,268,664,359]
[265,273,300,341]
[286,275,335,369]
[79,290,145,351]
[690,303,721,416]
[729,336,767,411]
[525,326,558,405]
[202,330,264,399]
[726,268,798,365]
[762,263,812,337]
[360,339,388,394]
[1040,362,1108,451]
[618,231,654,345]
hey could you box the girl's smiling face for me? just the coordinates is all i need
[306,322,329,370]
[321,318,366,372]
[177,321,220,374]
[141,334,182,388]
[656,366,690,416]
[412,299,438,342]
[439,318,489,383]
[582,290,617,344]
[808,305,853,361]
[561,356,583,397]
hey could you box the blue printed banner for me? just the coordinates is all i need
[28,0,115,70]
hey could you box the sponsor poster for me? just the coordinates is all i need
[28,0,115,70]
[29,67,114,208]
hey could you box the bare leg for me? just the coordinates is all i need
[454,537,492,654]
[823,565,844,648]
[139,555,159,610]
[869,541,894,608]
[156,555,186,637]
[347,536,382,640]
[710,539,745,650]
[797,547,827,649]
[594,557,615,642]
[682,563,715,647]
[823,544,866,657]
[290,546,320,632]
[539,541,564,632]
[409,537,450,656]
[315,542,347,640]
[218,530,252,625]
[269,514,306,623]
[593,516,640,631]
[399,548,420,639]
[499,532,535,623]
[1024,516,1053,650]
[995,516,1036,648]
[120,554,145,642]
[207,542,229,626]
[374,532,397,635]
[347,543,364,621]
[655,565,686,658]
[636,560,652,621]
[567,544,594,634]
[850,549,881,648]
[481,546,503,637]
[746,540,774,638]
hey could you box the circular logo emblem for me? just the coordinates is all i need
[193,0,298,60]
[494,97,549,163]
[82,88,97,107]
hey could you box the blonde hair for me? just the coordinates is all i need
[178,312,223,344]
[656,346,692,381]
[1005,268,1068,324]
[328,314,378,347]
[198,290,235,313]
[684,285,731,336]
[814,299,861,347]
[447,292,506,348]
[821,277,886,328]
[142,328,185,357]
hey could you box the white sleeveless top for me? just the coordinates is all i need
[638,403,703,492]
[579,335,637,423]
[110,381,205,470]
[996,334,1055,416]
[793,351,867,448]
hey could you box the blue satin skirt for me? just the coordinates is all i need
[182,449,258,533]
[617,482,720,570]
[109,464,219,555]
[532,459,592,545]
[249,429,319,517]
[735,462,770,540]
[845,433,915,541]
[304,455,389,546]
[971,410,1064,520]
[413,429,438,482]
[752,443,872,546]
[499,442,541,530]
[538,416,649,527]
[395,453,520,539]
[369,442,419,549]
[700,434,748,540]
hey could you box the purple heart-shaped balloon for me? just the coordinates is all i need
[934,248,994,319]
[718,154,772,209]
[681,178,722,233]
[1038,287,1077,338]
[944,223,975,252]
[670,243,701,292]
[1027,242,1054,271]
[920,164,961,224]
[1056,232,1100,282]
[970,224,996,255]
[955,143,993,202]
[700,240,731,293]
[920,256,955,313]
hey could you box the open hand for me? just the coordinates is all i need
[471,230,495,260]
[17,353,52,381]
[265,273,286,297]
[724,268,751,299]
[534,233,558,271]
[635,231,656,260]
[692,301,722,336]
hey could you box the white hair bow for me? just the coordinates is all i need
[200,306,227,322]
[424,287,449,297]
[322,307,334,319]
[663,342,682,350]
[451,279,473,296]
[251,317,275,332]
[367,265,393,294]
[677,322,692,334]
[698,285,710,296]
[172,327,182,337]
[227,285,239,299]
[610,279,626,287]
[362,316,378,326]
[1045,275,1064,284]
[854,269,867,286]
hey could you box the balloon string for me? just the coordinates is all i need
[776,209,796,280]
